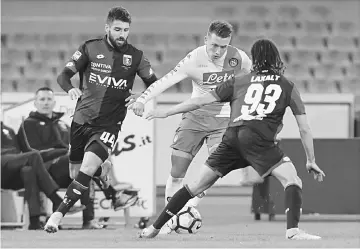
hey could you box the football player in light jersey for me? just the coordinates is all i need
[128,20,252,233]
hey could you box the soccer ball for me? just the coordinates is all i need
[171,206,202,234]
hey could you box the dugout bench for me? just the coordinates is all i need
[1,183,133,230]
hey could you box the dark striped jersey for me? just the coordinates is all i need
[211,70,306,141]
[64,36,156,127]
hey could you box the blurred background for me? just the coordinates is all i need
[1,0,359,98]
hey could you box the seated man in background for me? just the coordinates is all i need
[1,121,84,230]
[17,87,137,228]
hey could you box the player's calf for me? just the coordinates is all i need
[271,161,309,236]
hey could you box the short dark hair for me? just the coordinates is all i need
[107,7,132,24]
[36,87,53,95]
[251,39,285,75]
[208,20,233,38]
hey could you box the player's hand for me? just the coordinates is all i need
[125,90,142,107]
[129,102,145,117]
[144,109,169,120]
[68,88,82,100]
[306,161,325,182]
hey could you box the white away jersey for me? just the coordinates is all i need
[138,45,252,117]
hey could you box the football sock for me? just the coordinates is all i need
[48,191,63,210]
[104,185,117,201]
[285,185,302,229]
[165,175,184,205]
[56,172,91,216]
[93,167,102,177]
[153,186,193,229]
[92,177,116,200]
[29,215,40,226]
[186,191,206,207]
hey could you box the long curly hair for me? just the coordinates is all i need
[250,39,285,75]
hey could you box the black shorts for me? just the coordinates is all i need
[69,121,121,163]
[205,126,286,178]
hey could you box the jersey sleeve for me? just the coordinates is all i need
[64,43,89,73]
[289,84,306,115]
[136,53,156,87]
[137,51,195,104]
[210,78,234,103]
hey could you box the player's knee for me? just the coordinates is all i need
[285,175,302,189]
[69,163,81,179]
[85,141,109,162]
[171,149,193,178]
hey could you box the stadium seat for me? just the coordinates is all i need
[153,61,177,78]
[239,20,268,35]
[141,49,161,66]
[40,34,72,51]
[268,33,294,51]
[312,65,328,80]
[346,64,360,79]
[284,64,311,92]
[296,35,325,52]
[245,5,271,20]
[288,50,319,67]
[341,79,360,94]
[4,49,29,67]
[308,5,333,21]
[139,33,168,51]
[167,34,197,51]
[331,21,359,36]
[231,35,260,54]
[1,64,23,82]
[301,21,330,37]
[276,5,302,22]
[270,21,299,36]
[162,48,189,64]
[327,36,357,52]
[320,51,351,67]
[31,50,63,68]
[23,64,55,84]
[351,51,360,64]
[325,65,346,81]
[6,34,40,51]
[309,79,338,93]
[1,79,17,92]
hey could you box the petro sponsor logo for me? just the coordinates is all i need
[202,71,234,85]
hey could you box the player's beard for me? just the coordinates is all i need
[108,31,127,49]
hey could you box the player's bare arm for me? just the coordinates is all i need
[294,114,325,182]
[128,53,193,115]
[145,93,217,120]
[289,84,325,181]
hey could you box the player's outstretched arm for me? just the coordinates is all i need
[129,52,194,116]
[145,93,217,120]
[290,83,325,181]
[294,114,325,182]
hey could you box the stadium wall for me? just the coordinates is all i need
[271,138,360,215]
